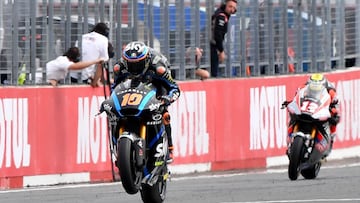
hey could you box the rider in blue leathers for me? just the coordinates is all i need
[112,41,180,163]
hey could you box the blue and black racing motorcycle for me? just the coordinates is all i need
[99,78,170,203]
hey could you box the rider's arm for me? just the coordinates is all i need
[326,82,338,103]
[111,59,129,91]
[68,58,104,70]
[147,51,180,103]
[155,65,180,103]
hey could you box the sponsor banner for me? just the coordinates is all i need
[168,70,360,166]
[0,87,111,177]
[0,68,359,182]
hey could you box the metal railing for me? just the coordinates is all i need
[0,0,359,85]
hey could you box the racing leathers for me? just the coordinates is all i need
[284,79,340,160]
[112,47,180,163]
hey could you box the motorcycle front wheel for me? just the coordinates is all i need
[117,138,141,194]
[288,136,305,181]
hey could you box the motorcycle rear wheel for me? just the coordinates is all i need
[140,168,168,203]
[288,136,305,181]
[301,161,321,179]
[117,138,140,194]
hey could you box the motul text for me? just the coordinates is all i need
[77,96,109,164]
[170,91,209,157]
[336,79,360,142]
[249,86,288,150]
[0,98,30,169]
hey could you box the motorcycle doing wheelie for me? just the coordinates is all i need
[282,84,333,181]
[99,78,170,203]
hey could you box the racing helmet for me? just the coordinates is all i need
[307,73,327,94]
[122,41,150,76]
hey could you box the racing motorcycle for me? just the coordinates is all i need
[282,84,332,181]
[99,78,170,203]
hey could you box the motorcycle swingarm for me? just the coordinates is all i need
[142,164,168,186]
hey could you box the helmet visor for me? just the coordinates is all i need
[127,60,146,75]
[306,83,324,99]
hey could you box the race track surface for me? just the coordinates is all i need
[1,158,360,203]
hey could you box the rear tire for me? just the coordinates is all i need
[288,136,304,181]
[140,169,167,203]
[301,162,321,179]
[117,138,140,194]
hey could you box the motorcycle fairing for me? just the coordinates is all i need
[111,87,158,117]
[142,125,168,186]
[287,86,331,121]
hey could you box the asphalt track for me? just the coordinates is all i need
[1,158,360,203]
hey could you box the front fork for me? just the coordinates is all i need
[287,124,316,159]
[118,124,147,169]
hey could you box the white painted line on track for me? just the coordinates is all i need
[0,162,359,194]
[221,198,360,203]
[0,182,122,194]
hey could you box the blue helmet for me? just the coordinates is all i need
[122,41,150,75]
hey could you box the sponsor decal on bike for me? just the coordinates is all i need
[149,103,161,111]
[152,113,162,121]
[146,120,162,125]
[154,143,165,158]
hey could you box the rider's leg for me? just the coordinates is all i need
[329,124,337,152]
[163,111,173,163]
[318,124,332,158]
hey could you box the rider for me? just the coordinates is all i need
[284,73,340,159]
[112,41,180,163]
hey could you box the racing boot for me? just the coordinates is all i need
[165,124,174,164]
[323,125,336,158]
[328,133,335,155]
[329,125,337,153]
[163,112,174,164]
[168,146,174,164]
[321,138,333,160]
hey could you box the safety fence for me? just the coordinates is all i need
[0,0,359,85]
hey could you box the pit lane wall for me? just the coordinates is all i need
[0,68,359,189]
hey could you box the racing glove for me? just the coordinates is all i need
[328,114,340,125]
[160,95,172,106]
[281,100,290,109]
[330,98,338,108]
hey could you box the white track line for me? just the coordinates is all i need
[0,162,359,194]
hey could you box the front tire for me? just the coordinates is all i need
[288,136,305,181]
[117,138,140,194]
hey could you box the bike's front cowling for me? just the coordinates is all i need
[99,79,170,203]
[284,86,332,181]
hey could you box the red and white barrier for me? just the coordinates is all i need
[1,68,359,189]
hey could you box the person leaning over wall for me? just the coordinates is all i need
[70,22,110,87]
[46,47,104,86]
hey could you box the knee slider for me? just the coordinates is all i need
[163,112,171,125]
